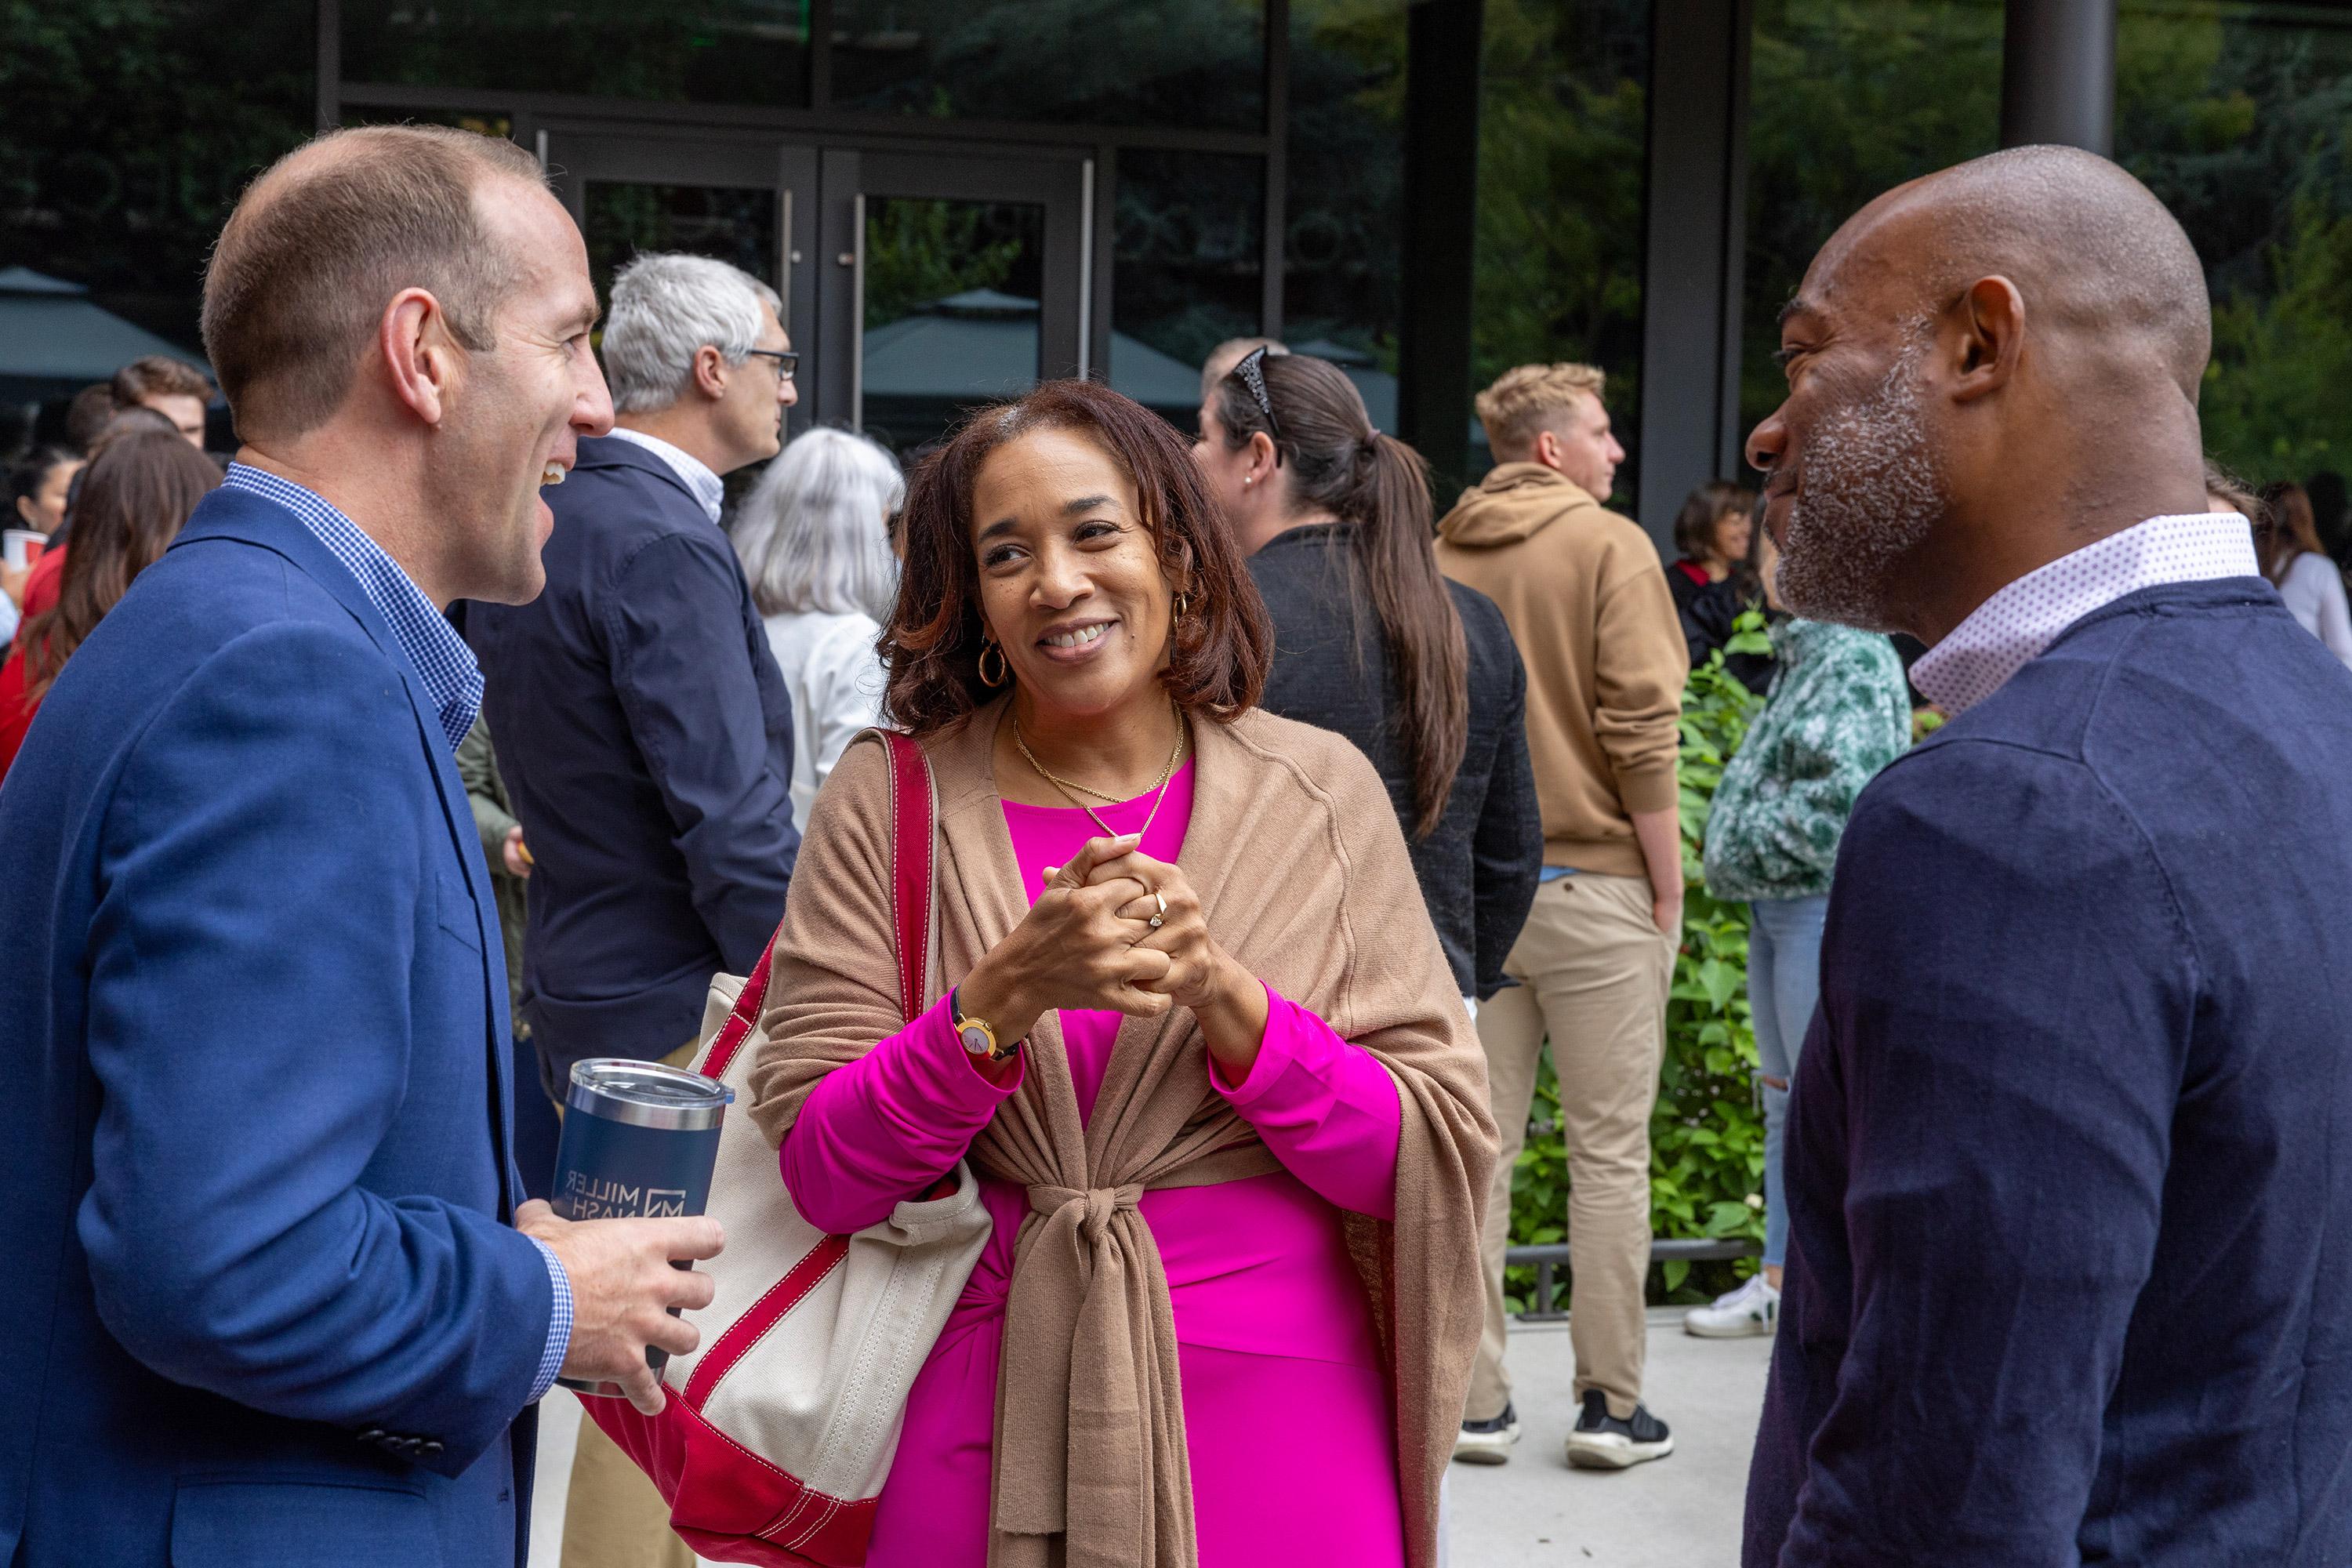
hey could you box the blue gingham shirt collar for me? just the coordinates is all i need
[223,463,484,750]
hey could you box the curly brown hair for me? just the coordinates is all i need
[884,379,1273,739]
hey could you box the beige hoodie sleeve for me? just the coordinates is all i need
[1589,539,1689,815]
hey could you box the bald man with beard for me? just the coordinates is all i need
[1740,145,2352,1566]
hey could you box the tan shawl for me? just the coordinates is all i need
[749,698,1497,1568]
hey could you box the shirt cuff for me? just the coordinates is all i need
[527,1235,573,1404]
[1615,759,1681,815]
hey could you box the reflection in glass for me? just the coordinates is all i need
[831,0,1265,130]
[2119,2,2352,508]
[1741,0,2002,434]
[342,0,811,107]
[1111,152,1265,427]
[0,0,313,363]
[1285,0,1406,433]
[1472,0,1652,492]
[861,198,1045,454]
[583,184,781,304]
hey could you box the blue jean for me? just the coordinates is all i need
[1748,893,1830,1269]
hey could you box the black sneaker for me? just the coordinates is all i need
[1564,1389,1675,1469]
[1452,1400,1520,1465]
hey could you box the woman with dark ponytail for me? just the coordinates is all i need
[1195,347,1541,1011]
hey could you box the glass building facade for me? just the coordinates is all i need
[2,1,2347,542]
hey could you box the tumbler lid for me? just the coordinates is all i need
[566,1058,734,1131]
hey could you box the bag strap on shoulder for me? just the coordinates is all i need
[701,729,937,1079]
[876,730,936,1022]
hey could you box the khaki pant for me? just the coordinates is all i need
[1468,872,1673,1423]
[562,1419,698,1568]
[559,1040,703,1568]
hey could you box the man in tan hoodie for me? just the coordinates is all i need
[1438,362,1688,1471]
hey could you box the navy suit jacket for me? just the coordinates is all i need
[1745,579,2352,1566]
[0,487,554,1568]
[466,434,798,1087]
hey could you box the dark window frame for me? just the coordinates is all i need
[319,0,1291,342]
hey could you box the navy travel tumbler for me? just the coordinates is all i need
[551,1058,732,1396]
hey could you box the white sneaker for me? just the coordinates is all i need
[1452,1401,1520,1465]
[1682,1272,1779,1338]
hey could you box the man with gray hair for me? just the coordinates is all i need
[465,251,800,1563]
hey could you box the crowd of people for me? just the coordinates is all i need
[4,121,2351,1568]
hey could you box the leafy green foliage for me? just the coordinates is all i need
[1654,630,1773,1297]
[1473,0,1653,503]
[1506,622,1769,1310]
[861,199,1029,332]
[2117,4,2352,487]
[0,0,316,352]
[1740,0,2352,495]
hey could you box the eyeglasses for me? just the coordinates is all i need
[1228,344,1282,464]
[744,348,799,383]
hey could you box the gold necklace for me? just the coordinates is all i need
[1013,700,1187,842]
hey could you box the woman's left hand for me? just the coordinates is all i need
[1062,848,1271,1076]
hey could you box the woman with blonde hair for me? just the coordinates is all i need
[751,379,1496,1568]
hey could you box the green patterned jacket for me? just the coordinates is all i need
[1701,617,1912,902]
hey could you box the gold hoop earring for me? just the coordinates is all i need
[977,638,1010,688]
[1173,591,1194,620]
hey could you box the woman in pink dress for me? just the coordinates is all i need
[750,379,1496,1568]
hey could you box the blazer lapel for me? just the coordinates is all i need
[170,492,519,1213]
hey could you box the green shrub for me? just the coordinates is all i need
[1505,620,1770,1311]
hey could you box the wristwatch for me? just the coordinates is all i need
[951,988,1018,1063]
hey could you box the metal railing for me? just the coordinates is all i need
[1504,1238,1761,1322]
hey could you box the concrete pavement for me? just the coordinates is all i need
[532,1311,1774,1566]
[1448,1312,1773,1567]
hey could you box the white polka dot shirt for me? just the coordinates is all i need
[1911,513,2260,717]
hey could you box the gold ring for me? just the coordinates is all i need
[1149,889,1167,929]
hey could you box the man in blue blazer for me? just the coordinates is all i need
[1741,147,2352,1563]
[0,125,720,1567]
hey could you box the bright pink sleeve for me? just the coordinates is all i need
[779,994,1024,1233]
[1210,985,1401,1221]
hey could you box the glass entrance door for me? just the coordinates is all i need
[819,150,1090,455]
[534,121,819,442]
[532,121,1090,455]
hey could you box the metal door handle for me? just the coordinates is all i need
[851,194,866,433]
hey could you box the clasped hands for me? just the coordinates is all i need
[956,833,1269,1077]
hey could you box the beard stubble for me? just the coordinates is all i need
[1774,339,1946,633]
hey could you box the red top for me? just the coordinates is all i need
[0,545,68,778]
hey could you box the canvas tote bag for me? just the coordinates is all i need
[582,729,993,1566]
